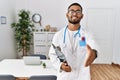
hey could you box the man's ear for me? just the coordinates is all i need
[81,14,84,19]
[66,12,68,18]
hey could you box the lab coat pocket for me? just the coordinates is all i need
[77,47,87,67]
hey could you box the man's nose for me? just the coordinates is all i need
[72,12,77,15]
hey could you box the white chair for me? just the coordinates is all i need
[29,75,57,80]
[0,75,15,80]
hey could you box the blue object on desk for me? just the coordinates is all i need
[0,75,15,80]
[29,75,57,80]
[29,54,47,59]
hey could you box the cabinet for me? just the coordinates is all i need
[33,32,56,58]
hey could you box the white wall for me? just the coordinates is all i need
[113,9,120,64]
[86,0,120,64]
[15,0,88,30]
[0,0,120,63]
[0,0,17,61]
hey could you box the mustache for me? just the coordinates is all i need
[68,19,80,24]
[71,16,78,18]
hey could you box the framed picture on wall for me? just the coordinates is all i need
[1,16,6,24]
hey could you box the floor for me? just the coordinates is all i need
[90,64,120,80]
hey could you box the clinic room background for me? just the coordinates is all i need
[0,0,120,65]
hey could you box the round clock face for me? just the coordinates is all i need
[32,13,41,23]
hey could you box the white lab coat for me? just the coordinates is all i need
[49,26,98,80]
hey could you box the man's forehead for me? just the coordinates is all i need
[69,6,81,10]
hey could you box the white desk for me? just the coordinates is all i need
[0,59,57,79]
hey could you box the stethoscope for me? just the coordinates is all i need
[62,26,81,47]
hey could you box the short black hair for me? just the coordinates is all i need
[68,3,83,12]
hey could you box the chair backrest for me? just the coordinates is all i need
[29,54,47,59]
[0,75,15,80]
[29,75,57,80]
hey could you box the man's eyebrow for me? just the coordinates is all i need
[68,9,81,11]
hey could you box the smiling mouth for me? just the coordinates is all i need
[72,17,77,19]
[72,16,78,20]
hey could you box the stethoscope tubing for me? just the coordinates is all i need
[63,26,81,43]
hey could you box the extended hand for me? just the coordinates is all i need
[84,44,97,67]
[61,62,71,72]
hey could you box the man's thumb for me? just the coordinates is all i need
[86,44,91,50]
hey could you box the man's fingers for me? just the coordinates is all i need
[85,44,92,67]
[61,63,71,72]
[84,57,92,67]
[65,65,71,72]
[65,63,68,66]
[86,44,91,50]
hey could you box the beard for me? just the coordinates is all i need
[68,16,81,24]
[68,19,80,24]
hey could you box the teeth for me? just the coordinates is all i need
[72,17,77,19]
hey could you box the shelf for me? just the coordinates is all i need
[33,32,56,57]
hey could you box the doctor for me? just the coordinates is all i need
[49,3,98,80]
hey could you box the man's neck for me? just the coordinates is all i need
[68,24,80,31]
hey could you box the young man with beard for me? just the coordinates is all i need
[49,3,98,80]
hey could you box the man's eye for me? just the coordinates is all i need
[68,10,82,14]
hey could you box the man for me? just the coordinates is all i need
[49,3,98,80]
